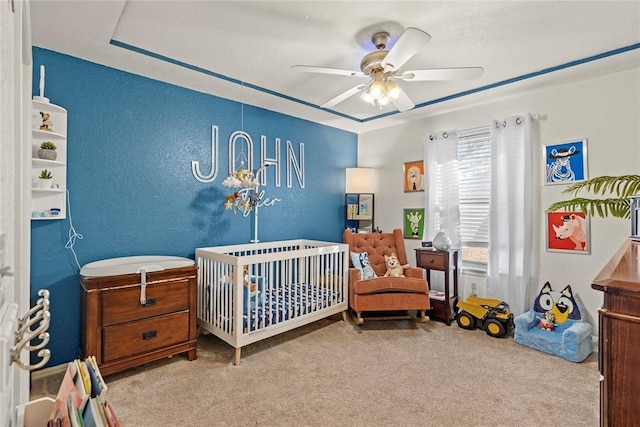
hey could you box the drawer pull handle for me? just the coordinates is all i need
[142,330,157,340]
[141,298,156,307]
[430,259,434,263]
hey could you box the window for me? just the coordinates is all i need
[457,127,491,270]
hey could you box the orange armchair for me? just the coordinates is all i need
[343,228,430,324]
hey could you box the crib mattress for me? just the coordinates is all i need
[80,255,194,278]
[244,283,337,332]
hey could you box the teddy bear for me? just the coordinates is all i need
[384,253,407,277]
[243,266,257,294]
[39,111,53,131]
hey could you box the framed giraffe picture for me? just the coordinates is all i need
[544,139,588,186]
[403,208,425,239]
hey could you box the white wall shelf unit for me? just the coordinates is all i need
[31,99,67,220]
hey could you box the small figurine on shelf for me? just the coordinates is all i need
[39,111,53,131]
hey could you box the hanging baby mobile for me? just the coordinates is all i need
[222,150,266,215]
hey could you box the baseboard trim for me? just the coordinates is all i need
[31,363,67,381]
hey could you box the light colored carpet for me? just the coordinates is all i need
[32,314,599,426]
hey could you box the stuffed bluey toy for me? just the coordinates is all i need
[359,252,376,279]
[348,251,375,279]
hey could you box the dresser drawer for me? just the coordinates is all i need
[102,311,189,362]
[416,251,446,270]
[102,279,190,326]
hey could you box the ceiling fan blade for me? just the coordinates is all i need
[392,88,415,112]
[382,27,431,72]
[321,84,366,109]
[398,67,484,81]
[291,65,365,78]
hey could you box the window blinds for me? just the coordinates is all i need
[457,126,491,249]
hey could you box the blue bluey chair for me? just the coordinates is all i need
[513,283,593,362]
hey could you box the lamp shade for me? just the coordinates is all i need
[346,168,374,193]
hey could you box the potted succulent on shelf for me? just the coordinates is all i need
[38,141,57,161]
[37,169,53,189]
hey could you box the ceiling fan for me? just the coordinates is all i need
[291,27,484,112]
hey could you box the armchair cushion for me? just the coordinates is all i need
[352,276,429,295]
[514,282,593,362]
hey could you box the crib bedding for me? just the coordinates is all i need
[242,283,337,332]
[205,282,338,333]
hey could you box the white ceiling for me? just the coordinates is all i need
[30,1,640,134]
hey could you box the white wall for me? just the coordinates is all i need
[358,67,640,333]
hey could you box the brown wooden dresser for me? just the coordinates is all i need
[80,259,198,376]
[591,239,640,426]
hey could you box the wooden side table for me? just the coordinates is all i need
[415,248,459,325]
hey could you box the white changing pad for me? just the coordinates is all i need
[79,255,194,278]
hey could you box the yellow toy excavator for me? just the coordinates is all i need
[455,295,514,338]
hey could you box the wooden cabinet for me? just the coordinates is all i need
[415,249,459,325]
[31,100,67,219]
[592,239,640,426]
[80,265,198,376]
[345,193,374,233]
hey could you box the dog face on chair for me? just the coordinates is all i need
[384,253,405,277]
[533,282,581,324]
[359,252,371,268]
[350,251,376,279]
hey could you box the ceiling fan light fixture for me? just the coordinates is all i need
[368,79,385,100]
[386,80,401,101]
[360,88,373,104]
[375,95,390,106]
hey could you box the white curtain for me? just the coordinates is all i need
[424,130,461,249]
[487,115,535,315]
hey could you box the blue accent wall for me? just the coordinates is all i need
[30,48,357,367]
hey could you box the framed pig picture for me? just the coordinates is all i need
[546,211,590,254]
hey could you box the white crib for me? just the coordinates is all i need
[196,239,349,365]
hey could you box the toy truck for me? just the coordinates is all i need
[455,295,514,338]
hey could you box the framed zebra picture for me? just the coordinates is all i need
[544,139,588,185]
